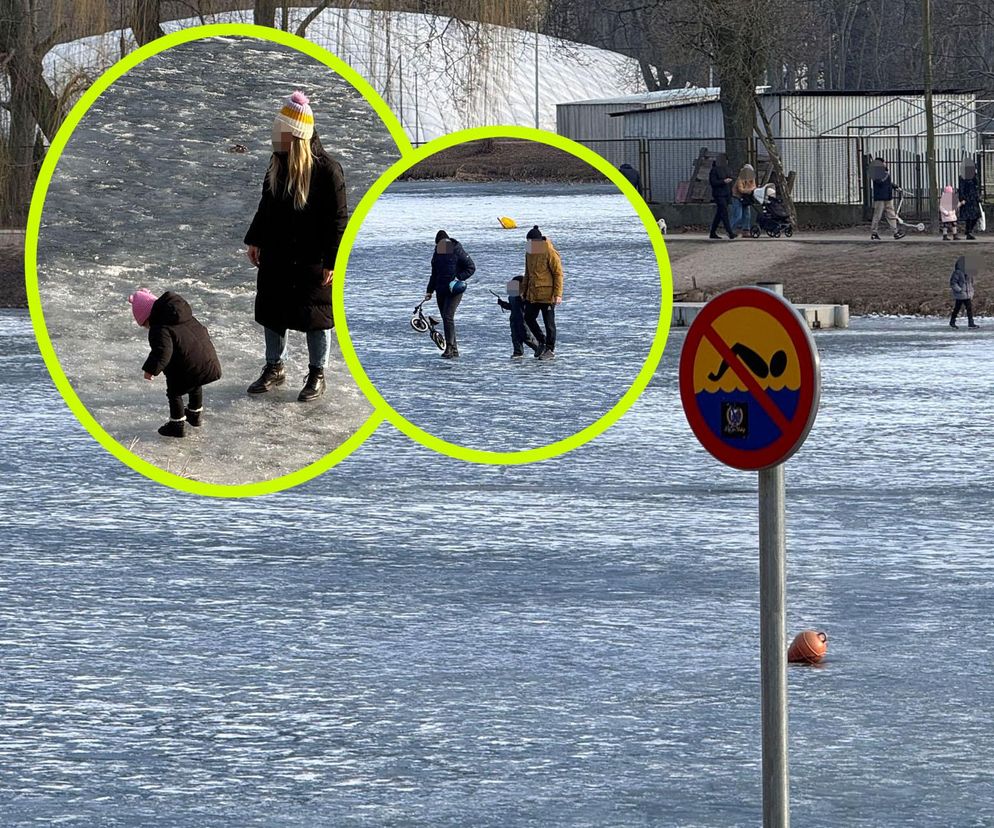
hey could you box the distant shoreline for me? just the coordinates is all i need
[398,138,610,185]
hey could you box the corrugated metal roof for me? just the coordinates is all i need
[563,87,719,107]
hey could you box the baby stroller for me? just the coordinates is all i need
[749,184,793,238]
[410,299,446,351]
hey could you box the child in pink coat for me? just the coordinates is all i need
[940,185,961,241]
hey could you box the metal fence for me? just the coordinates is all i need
[572,134,981,219]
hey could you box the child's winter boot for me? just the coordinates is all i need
[185,407,203,427]
[158,418,186,438]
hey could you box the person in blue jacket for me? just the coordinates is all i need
[425,229,476,358]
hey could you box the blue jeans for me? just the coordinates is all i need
[730,199,752,231]
[264,327,331,369]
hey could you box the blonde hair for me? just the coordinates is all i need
[266,136,313,210]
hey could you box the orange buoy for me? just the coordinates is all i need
[787,630,828,664]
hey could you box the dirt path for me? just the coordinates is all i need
[665,235,994,316]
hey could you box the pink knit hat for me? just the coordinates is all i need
[128,288,157,325]
[274,90,314,140]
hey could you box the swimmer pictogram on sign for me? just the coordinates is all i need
[679,287,821,471]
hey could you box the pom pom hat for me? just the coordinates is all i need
[274,90,315,140]
[128,288,157,325]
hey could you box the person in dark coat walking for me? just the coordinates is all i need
[958,159,982,240]
[869,157,905,240]
[708,159,737,239]
[129,288,222,438]
[425,229,476,358]
[496,274,539,358]
[244,91,348,402]
[618,163,641,195]
[950,254,980,329]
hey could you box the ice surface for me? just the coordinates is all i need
[43,8,645,143]
[4,309,994,825]
[343,181,664,453]
[35,38,401,485]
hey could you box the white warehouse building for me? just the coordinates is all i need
[558,88,978,208]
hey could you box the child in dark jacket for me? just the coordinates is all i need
[495,275,539,357]
[128,288,222,438]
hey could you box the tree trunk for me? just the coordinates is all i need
[718,71,755,173]
[639,60,662,91]
[1,0,39,225]
[132,0,164,46]
[254,0,277,27]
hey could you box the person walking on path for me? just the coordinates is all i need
[425,229,476,359]
[619,163,641,195]
[940,185,961,241]
[730,164,757,235]
[520,225,564,360]
[129,288,222,438]
[950,255,980,329]
[496,275,540,358]
[958,160,982,240]
[709,159,737,240]
[869,157,906,241]
[244,91,348,402]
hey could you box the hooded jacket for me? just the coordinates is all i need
[141,292,222,396]
[427,238,476,295]
[872,170,896,202]
[521,240,564,305]
[244,139,348,333]
[939,189,959,223]
[709,162,732,201]
[950,256,976,301]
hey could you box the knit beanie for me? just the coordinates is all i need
[128,288,157,326]
[274,90,314,141]
[526,225,543,240]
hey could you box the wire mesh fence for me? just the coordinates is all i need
[571,133,981,221]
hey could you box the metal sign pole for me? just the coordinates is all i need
[758,463,789,828]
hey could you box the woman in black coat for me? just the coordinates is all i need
[244,91,349,402]
[958,159,982,240]
[424,229,476,358]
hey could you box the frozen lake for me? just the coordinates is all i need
[3,308,994,825]
[343,181,664,453]
[34,37,401,485]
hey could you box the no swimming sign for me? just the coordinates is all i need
[679,287,821,471]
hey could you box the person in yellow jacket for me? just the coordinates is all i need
[520,225,563,360]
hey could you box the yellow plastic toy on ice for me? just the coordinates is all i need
[498,216,517,229]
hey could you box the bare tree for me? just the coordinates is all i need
[253,0,276,27]
[132,0,164,45]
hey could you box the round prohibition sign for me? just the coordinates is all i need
[679,287,820,471]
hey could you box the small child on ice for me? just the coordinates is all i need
[128,288,222,438]
[940,185,961,241]
[495,275,539,358]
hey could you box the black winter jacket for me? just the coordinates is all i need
[141,292,222,397]
[427,239,476,295]
[958,176,981,222]
[710,163,732,201]
[244,144,348,333]
[872,173,896,202]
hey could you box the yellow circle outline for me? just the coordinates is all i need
[25,23,413,498]
[332,125,673,465]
